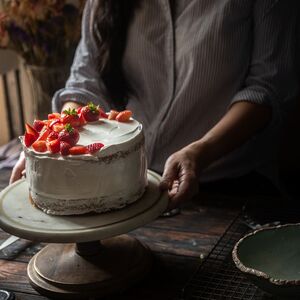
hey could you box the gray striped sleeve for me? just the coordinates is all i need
[52,0,111,113]
[231,0,298,121]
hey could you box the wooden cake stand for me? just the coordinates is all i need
[0,170,168,299]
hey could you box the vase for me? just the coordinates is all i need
[25,65,70,120]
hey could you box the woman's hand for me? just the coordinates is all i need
[10,152,25,184]
[160,143,204,210]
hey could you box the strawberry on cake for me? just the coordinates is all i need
[21,103,147,215]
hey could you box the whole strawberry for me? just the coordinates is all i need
[81,102,100,122]
[58,124,80,147]
[61,108,81,127]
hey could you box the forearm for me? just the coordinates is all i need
[189,101,272,171]
[61,101,82,112]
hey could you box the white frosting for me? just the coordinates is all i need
[23,118,148,215]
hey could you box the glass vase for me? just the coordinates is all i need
[25,65,70,120]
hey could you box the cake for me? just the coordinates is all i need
[21,103,147,215]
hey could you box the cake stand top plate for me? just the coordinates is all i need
[0,170,168,243]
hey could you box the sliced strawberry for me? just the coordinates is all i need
[86,142,104,153]
[116,110,132,122]
[37,127,52,141]
[81,102,100,122]
[69,146,88,155]
[47,131,59,142]
[60,141,71,156]
[108,110,119,120]
[32,140,47,153]
[24,133,37,147]
[47,139,60,154]
[52,123,65,132]
[41,120,52,128]
[33,120,45,132]
[77,106,83,114]
[48,113,61,120]
[99,108,108,119]
[25,123,39,139]
[58,124,79,146]
[49,119,60,129]
[61,108,81,127]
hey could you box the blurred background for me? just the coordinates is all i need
[0,0,85,145]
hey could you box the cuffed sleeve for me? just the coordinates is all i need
[52,0,111,112]
[231,0,298,126]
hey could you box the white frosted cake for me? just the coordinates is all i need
[21,105,147,215]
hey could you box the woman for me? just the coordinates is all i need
[11,0,299,208]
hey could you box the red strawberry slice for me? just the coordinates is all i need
[25,123,39,139]
[77,106,83,114]
[37,127,52,141]
[61,108,81,127]
[81,102,100,122]
[86,143,104,154]
[116,110,132,122]
[33,120,45,132]
[58,124,79,146]
[47,131,59,142]
[47,139,60,154]
[60,141,71,156]
[49,119,60,129]
[52,123,65,132]
[32,140,47,153]
[108,110,119,120]
[48,113,61,120]
[69,146,88,155]
[24,133,37,147]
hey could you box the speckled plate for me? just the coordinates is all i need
[0,170,168,243]
[232,223,300,299]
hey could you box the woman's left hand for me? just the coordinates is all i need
[159,144,202,210]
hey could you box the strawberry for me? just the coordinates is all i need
[77,106,83,114]
[33,120,45,132]
[86,143,104,153]
[52,123,65,132]
[99,108,108,119]
[49,118,60,129]
[81,102,100,122]
[47,139,60,154]
[60,141,71,156]
[79,113,87,126]
[48,113,61,120]
[61,108,81,127]
[32,140,47,153]
[108,110,119,120]
[58,124,80,146]
[69,146,88,155]
[24,133,37,147]
[25,123,39,139]
[37,127,52,141]
[47,131,59,142]
[116,110,132,122]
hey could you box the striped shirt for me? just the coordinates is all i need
[53,0,298,183]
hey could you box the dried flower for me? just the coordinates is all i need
[0,0,85,66]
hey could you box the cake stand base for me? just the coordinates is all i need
[27,235,152,299]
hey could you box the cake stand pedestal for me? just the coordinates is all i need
[0,170,168,299]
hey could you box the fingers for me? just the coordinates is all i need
[168,170,199,210]
[159,157,178,191]
[9,152,26,184]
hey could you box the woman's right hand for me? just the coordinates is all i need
[10,152,25,184]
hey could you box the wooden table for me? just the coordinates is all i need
[0,168,256,300]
